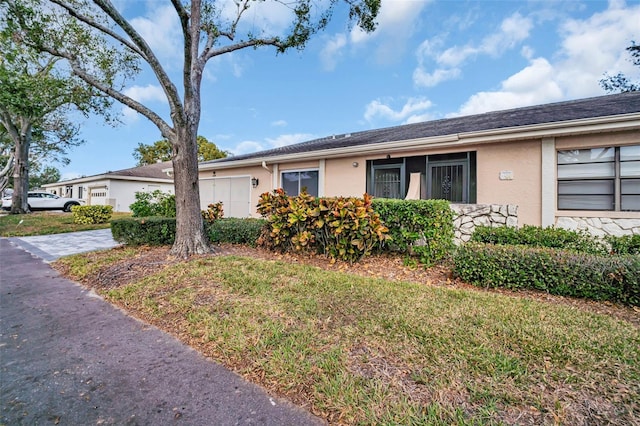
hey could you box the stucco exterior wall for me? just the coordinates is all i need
[476,140,542,226]
[324,157,367,197]
[108,180,174,212]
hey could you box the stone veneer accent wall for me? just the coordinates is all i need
[450,204,518,244]
[555,217,640,237]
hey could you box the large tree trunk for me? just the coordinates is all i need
[169,125,212,257]
[10,124,31,214]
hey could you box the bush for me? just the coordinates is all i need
[111,217,176,246]
[453,243,640,306]
[372,198,454,266]
[471,225,608,255]
[205,218,266,246]
[608,234,640,255]
[71,205,113,224]
[257,189,389,263]
[202,202,224,224]
[129,190,176,218]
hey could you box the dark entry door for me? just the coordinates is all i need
[428,160,468,203]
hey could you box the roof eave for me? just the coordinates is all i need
[198,113,640,171]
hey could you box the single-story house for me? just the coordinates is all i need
[43,161,174,212]
[196,92,640,237]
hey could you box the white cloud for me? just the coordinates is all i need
[554,1,640,98]
[130,5,182,62]
[266,133,315,148]
[121,84,167,123]
[413,67,461,88]
[364,97,433,124]
[231,140,264,155]
[451,1,640,115]
[271,120,287,127]
[454,58,563,116]
[322,0,429,69]
[521,45,535,60]
[436,13,532,67]
[123,84,166,103]
[216,0,295,37]
[485,12,533,55]
[414,12,533,88]
[320,34,347,71]
[229,133,315,155]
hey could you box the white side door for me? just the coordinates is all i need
[211,177,251,217]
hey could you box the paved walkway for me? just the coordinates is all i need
[0,238,324,425]
[7,228,121,262]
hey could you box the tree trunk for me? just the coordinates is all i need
[10,124,31,214]
[169,125,212,257]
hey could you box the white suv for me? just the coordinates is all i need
[1,191,85,212]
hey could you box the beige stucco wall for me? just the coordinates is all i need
[197,129,639,222]
[324,157,367,197]
[476,140,542,226]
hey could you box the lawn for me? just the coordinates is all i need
[55,247,640,425]
[0,211,131,237]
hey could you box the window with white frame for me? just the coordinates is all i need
[557,144,640,211]
[281,170,319,197]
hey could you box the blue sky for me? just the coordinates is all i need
[59,0,640,180]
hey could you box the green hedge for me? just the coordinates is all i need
[205,218,266,246]
[453,243,640,306]
[71,205,113,224]
[111,217,176,246]
[608,234,640,255]
[471,225,608,255]
[372,198,454,265]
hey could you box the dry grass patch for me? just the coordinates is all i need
[53,247,640,426]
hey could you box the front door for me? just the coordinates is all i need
[428,160,468,203]
[372,165,404,199]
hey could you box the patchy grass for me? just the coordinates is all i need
[0,211,130,237]
[71,253,640,425]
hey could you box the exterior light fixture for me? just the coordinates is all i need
[352,161,359,168]
[251,177,259,188]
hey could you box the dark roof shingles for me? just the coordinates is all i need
[207,92,640,164]
[105,161,173,180]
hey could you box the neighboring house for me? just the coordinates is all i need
[43,162,174,212]
[196,92,640,237]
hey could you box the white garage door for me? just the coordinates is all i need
[202,177,251,218]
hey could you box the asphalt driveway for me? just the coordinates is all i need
[0,238,324,425]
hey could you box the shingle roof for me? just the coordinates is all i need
[203,92,640,165]
[104,161,173,180]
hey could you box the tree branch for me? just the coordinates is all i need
[203,38,283,62]
[91,0,185,123]
[49,0,147,60]
[34,45,175,139]
[0,111,23,146]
